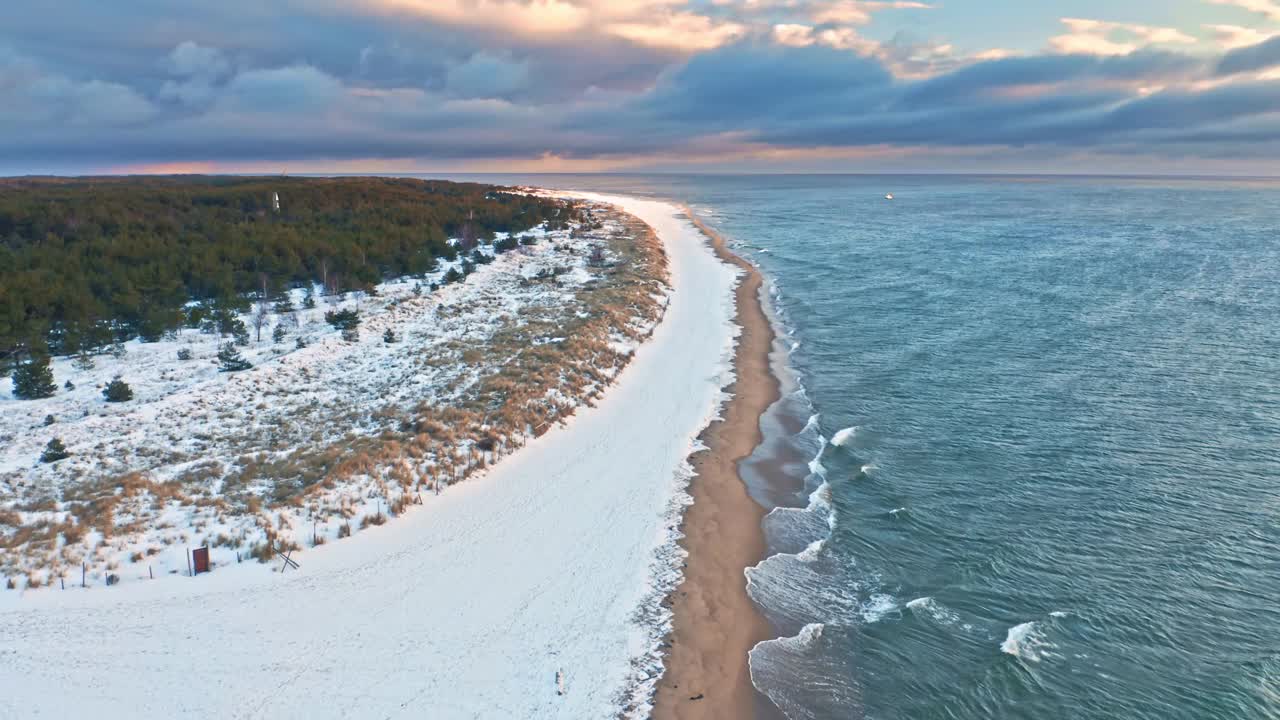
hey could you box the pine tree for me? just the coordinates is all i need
[216,343,253,372]
[273,325,287,343]
[383,328,398,343]
[295,337,308,349]
[40,438,70,463]
[12,355,56,400]
[102,377,133,402]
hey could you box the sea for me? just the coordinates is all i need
[447,174,1280,720]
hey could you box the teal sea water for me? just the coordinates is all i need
[453,174,1280,719]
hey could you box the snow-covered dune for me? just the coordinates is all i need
[0,195,739,719]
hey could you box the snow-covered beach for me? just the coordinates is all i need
[0,195,740,718]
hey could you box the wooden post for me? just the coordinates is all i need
[81,563,85,588]
[186,549,192,577]
[149,565,154,580]
[313,520,317,547]
[60,576,65,590]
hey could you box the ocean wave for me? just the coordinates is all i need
[1001,621,1052,663]
[862,593,898,623]
[831,426,859,447]
[749,624,861,720]
[906,596,961,626]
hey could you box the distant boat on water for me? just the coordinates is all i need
[885,193,894,200]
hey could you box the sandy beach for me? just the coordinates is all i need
[653,209,782,720]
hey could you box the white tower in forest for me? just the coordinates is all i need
[272,192,280,213]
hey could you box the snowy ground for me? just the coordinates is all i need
[1,201,667,587]
[0,194,741,718]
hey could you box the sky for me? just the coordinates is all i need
[2,0,1280,175]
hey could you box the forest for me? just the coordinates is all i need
[0,176,566,367]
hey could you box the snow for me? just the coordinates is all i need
[0,194,741,719]
[1,212,649,586]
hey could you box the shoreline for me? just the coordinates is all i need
[653,208,783,719]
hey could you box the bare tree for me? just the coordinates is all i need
[253,273,270,343]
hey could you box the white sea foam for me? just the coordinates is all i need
[906,596,960,625]
[862,593,898,623]
[831,426,859,447]
[1001,621,1050,662]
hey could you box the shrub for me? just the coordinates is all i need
[41,438,70,463]
[471,248,493,265]
[520,234,537,246]
[44,414,55,426]
[64,380,75,390]
[295,337,308,350]
[216,343,252,372]
[12,355,56,400]
[443,267,463,284]
[176,348,193,361]
[494,236,519,253]
[272,325,287,343]
[102,377,133,402]
[341,326,360,343]
[383,328,398,344]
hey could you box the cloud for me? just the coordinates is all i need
[166,41,231,80]
[0,47,157,129]
[2,1,1280,172]
[1205,24,1274,50]
[1216,35,1280,74]
[445,53,529,99]
[1207,0,1280,22]
[1049,18,1197,56]
[219,65,344,112]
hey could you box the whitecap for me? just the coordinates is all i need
[831,426,859,447]
[861,594,898,623]
[1001,621,1050,662]
[906,596,960,625]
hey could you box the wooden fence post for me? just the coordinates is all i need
[81,563,86,588]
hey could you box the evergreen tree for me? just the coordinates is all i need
[40,438,70,463]
[295,336,308,349]
[383,328,398,343]
[272,325,287,343]
[303,291,317,310]
[102,377,133,402]
[177,348,193,361]
[216,343,252,372]
[12,355,56,400]
[324,309,360,331]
